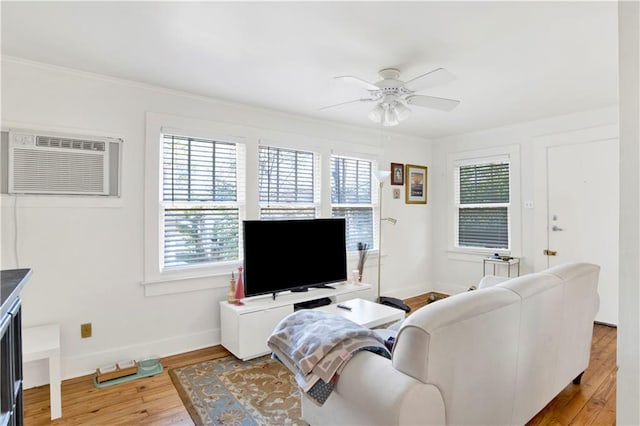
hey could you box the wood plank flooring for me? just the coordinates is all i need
[24,293,617,425]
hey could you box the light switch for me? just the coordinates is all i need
[524,200,534,209]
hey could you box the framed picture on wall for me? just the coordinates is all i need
[390,162,404,185]
[405,164,428,204]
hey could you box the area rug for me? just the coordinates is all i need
[169,355,306,426]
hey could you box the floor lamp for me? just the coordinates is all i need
[374,171,410,312]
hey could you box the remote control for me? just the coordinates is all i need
[337,304,352,311]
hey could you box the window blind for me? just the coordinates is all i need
[331,156,374,251]
[163,208,240,267]
[258,145,318,219]
[331,207,373,251]
[456,160,510,249]
[331,157,372,204]
[163,135,237,202]
[162,134,240,268]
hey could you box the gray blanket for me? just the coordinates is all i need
[267,309,390,405]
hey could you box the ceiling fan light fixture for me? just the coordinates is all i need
[368,103,385,123]
[393,101,411,121]
[383,107,399,127]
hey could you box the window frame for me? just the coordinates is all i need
[454,155,510,251]
[144,114,384,295]
[143,113,246,295]
[447,145,521,258]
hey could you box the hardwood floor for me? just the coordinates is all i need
[24,294,616,425]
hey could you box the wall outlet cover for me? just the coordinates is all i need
[81,323,92,338]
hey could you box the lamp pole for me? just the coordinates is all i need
[377,178,384,302]
[374,169,406,310]
[374,170,392,302]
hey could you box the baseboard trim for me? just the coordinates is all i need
[434,281,470,295]
[381,283,430,300]
[24,328,222,388]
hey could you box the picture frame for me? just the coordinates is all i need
[390,162,404,185]
[405,164,428,204]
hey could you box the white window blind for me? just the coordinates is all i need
[331,156,374,251]
[455,157,510,249]
[258,145,319,220]
[162,134,241,268]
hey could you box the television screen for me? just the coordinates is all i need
[243,218,347,297]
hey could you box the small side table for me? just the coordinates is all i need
[483,257,520,278]
[23,324,61,420]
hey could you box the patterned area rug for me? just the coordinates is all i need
[169,355,306,426]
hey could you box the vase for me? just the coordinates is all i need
[227,272,237,304]
[234,266,245,305]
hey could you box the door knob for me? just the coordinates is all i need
[552,225,564,231]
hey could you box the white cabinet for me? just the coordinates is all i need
[238,305,293,359]
[220,283,372,360]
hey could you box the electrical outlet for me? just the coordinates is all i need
[81,323,92,338]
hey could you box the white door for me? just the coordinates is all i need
[547,138,619,325]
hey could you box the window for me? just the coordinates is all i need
[331,156,375,251]
[454,156,510,250]
[162,134,241,269]
[258,145,319,220]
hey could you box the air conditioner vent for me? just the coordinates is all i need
[36,136,105,152]
[7,130,122,196]
[13,149,105,194]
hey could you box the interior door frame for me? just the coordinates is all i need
[532,124,619,272]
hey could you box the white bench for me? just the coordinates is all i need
[23,324,61,420]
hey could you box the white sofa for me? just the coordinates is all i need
[302,262,600,425]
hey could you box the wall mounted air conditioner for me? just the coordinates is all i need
[7,130,122,196]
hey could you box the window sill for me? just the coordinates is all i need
[142,252,381,297]
[142,261,241,297]
[446,248,511,263]
[347,249,383,263]
[1,194,123,208]
[141,272,233,297]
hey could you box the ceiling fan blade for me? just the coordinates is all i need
[406,95,460,111]
[404,68,456,92]
[319,98,377,111]
[334,75,379,91]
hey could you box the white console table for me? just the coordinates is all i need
[220,283,372,360]
[23,324,61,420]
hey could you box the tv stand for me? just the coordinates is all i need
[289,284,336,293]
[220,283,372,360]
[294,297,332,310]
[310,284,335,290]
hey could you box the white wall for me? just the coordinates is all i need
[430,106,618,295]
[0,57,433,383]
[617,1,640,423]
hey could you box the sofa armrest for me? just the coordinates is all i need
[302,351,445,425]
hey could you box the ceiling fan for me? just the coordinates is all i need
[321,67,460,127]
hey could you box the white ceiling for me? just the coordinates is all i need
[1,1,619,139]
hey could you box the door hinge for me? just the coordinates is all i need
[544,249,558,256]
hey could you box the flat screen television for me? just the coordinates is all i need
[243,218,347,298]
